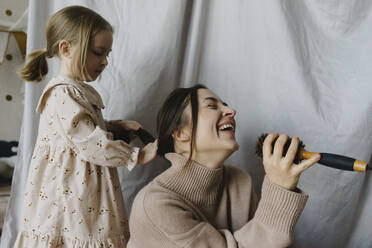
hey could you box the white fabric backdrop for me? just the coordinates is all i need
[2,0,372,247]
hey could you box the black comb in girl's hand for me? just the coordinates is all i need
[112,128,155,145]
[134,128,156,144]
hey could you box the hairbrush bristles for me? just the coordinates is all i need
[255,134,267,158]
[255,133,305,164]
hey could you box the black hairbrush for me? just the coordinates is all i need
[255,133,369,172]
[113,128,155,145]
[134,128,156,144]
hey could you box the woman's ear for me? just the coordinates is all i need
[172,127,191,154]
[172,127,191,143]
[59,40,72,58]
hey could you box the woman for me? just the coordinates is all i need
[127,85,320,247]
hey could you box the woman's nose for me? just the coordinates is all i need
[223,105,236,117]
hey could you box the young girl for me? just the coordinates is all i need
[127,85,321,247]
[14,6,157,247]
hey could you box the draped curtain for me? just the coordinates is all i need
[2,1,372,247]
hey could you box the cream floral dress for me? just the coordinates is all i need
[14,76,139,247]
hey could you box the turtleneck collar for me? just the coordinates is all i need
[156,153,224,206]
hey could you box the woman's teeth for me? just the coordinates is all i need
[219,124,234,131]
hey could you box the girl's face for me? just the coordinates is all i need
[183,89,239,156]
[85,29,113,81]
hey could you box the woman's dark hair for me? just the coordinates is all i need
[157,84,207,160]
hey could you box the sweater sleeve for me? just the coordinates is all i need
[51,85,139,170]
[234,176,308,247]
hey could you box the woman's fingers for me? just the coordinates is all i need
[273,134,288,161]
[261,133,320,190]
[262,133,278,159]
[293,153,321,174]
[284,136,299,163]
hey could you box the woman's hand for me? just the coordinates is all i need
[262,133,320,191]
[138,140,158,165]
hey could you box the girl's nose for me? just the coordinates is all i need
[102,57,108,66]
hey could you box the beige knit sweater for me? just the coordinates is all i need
[127,153,308,248]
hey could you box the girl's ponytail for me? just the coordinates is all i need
[20,49,49,82]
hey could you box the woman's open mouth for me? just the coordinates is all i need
[217,120,236,133]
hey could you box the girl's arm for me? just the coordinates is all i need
[51,85,139,169]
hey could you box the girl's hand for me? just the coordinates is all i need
[118,120,142,140]
[262,133,320,191]
[138,140,158,165]
[106,120,142,142]
[117,120,142,131]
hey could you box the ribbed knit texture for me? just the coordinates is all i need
[158,153,223,206]
[254,177,308,233]
[128,153,309,248]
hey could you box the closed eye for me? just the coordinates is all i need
[93,50,110,58]
[207,104,217,109]
[93,51,103,56]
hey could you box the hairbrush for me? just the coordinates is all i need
[255,133,369,172]
[113,128,155,145]
[134,128,156,144]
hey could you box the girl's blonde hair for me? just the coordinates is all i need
[21,5,113,82]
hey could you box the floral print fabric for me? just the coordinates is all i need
[14,76,138,247]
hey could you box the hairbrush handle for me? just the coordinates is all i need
[134,128,156,144]
[112,128,155,145]
[300,150,369,172]
[255,133,369,172]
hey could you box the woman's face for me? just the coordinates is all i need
[184,88,239,155]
